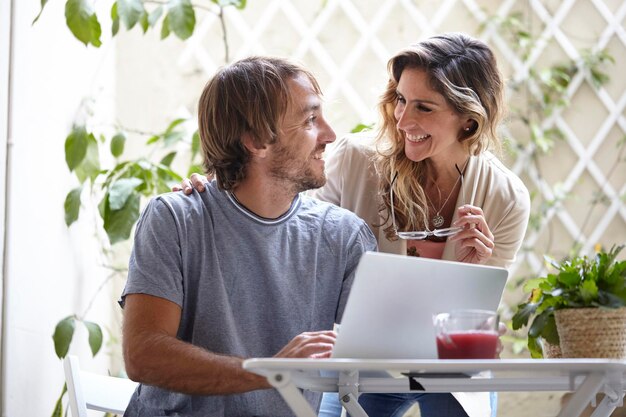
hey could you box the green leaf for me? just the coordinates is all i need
[148,6,164,27]
[155,168,182,195]
[112,17,120,36]
[590,68,609,89]
[111,2,120,35]
[580,279,598,303]
[165,118,187,133]
[350,123,374,133]
[521,277,545,293]
[65,126,89,172]
[140,10,150,33]
[160,151,177,167]
[83,321,103,357]
[51,383,67,417]
[191,130,200,158]
[103,193,141,244]
[556,271,580,287]
[598,291,625,308]
[102,161,131,189]
[160,13,171,39]
[528,309,552,339]
[65,0,102,47]
[74,134,101,183]
[110,132,126,157]
[540,314,559,345]
[118,0,144,30]
[530,123,553,153]
[167,0,196,40]
[53,316,76,359]
[109,178,143,210]
[186,164,205,179]
[98,192,108,219]
[64,187,83,226]
[163,130,184,146]
[212,0,247,8]
[527,335,543,358]
[32,0,50,24]
[511,302,537,330]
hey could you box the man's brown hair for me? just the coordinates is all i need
[197,56,321,190]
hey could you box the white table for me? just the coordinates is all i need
[243,358,626,417]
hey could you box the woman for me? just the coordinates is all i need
[178,33,530,417]
[316,33,528,271]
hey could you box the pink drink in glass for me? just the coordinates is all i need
[436,330,499,359]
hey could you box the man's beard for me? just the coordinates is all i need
[268,143,326,194]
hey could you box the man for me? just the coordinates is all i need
[120,56,377,416]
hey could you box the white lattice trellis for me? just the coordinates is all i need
[153,0,626,278]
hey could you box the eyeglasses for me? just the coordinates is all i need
[389,164,465,240]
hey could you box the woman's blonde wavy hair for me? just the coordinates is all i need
[376,33,505,240]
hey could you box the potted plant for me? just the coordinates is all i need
[512,244,626,358]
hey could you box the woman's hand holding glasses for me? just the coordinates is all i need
[449,204,495,264]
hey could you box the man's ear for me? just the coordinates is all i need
[242,132,269,158]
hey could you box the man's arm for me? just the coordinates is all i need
[123,293,337,395]
[123,293,268,395]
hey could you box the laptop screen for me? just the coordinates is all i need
[332,252,508,359]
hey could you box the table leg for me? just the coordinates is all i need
[339,393,369,417]
[557,373,605,417]
[266,371,318,417]
[338,370,369,417]
[590,393,624,417]
[589,372,625,417]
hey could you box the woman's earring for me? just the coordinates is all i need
[464,127,471,132]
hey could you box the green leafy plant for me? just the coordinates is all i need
[480,9,625,358]
[482,12,617,237]
[53,315,103,358]
[63,118,200,244]
[512,244,626,358]
[34,0,246,60]
[34,2,248,415]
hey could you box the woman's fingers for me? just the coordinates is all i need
[452,205,494,251]
[190,173,209,192]
[172,173,210,194]
[454,205,492,235]
[449,226,494,249]
[451,228,494,264]
[172,178,193,194]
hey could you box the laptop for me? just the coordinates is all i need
[332,251,508,359]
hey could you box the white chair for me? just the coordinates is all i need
[63,355,138,417]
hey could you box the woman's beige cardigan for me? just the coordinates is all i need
[313,133,531,271]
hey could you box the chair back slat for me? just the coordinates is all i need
[63,355,138,416]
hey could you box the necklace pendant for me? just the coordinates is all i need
[432,214,444,228]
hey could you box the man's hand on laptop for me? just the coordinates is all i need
[273,330,337,359]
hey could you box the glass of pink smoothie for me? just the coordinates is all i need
[433,309,499,359]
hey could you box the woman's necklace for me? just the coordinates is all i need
[424,175,461,228]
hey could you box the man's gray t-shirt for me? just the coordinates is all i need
[121,181,377,417]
